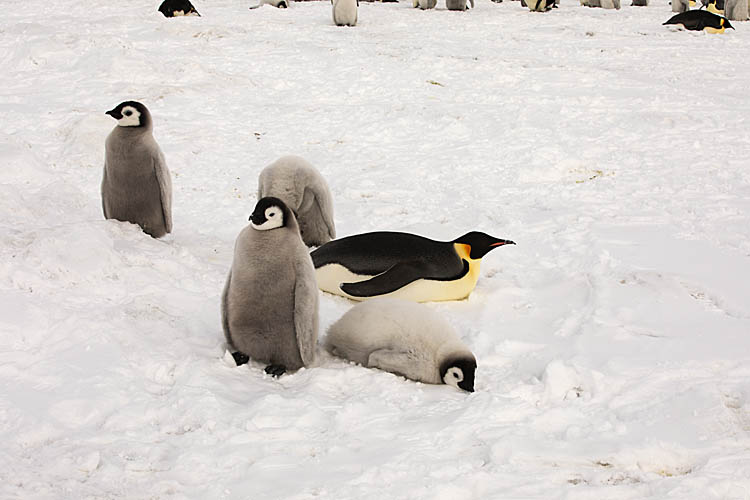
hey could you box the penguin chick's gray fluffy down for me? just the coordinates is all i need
[102,101,172,238]
[221,197,319,377]
[258,155,336,247]
[326,298,477,392]
[724,0,748,21]
[332,0,358,26]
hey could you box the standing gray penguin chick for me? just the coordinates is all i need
[326,298,477,392]
[332,0,358,26]
[221,197,319,377]
[102,101,172,238]
[258,155,336,247]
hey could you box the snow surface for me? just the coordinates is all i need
[2,0,750,498]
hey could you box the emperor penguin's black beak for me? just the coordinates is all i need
[491,239,516,247]
[105,109,121,119]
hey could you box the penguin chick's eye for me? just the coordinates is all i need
[453,372,460,378]
[124,110,133,116]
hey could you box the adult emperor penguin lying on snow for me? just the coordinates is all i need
[326,298,477,392]
[311,230,515,302]
[222,197,318,377]
[663,9,734,32]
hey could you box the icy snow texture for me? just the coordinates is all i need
[1,0,750,498]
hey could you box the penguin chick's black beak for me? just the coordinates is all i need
[491,239,516,247]
[105,109,121,119]
[458,381,475,392]
[249,212,265,225]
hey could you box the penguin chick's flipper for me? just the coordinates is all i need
[153,155,173,234]
[232,352,250,366]
[265,364,287,377]
[293,267,319,367]
[340,261,436,297]
[367,349,412,378]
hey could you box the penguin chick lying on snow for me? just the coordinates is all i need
[326,298,477,392]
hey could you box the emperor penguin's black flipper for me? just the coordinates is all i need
[340,261,433,297]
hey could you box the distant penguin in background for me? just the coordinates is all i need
[159,0,200,16]
[257,155,336,247]
[671,0,690,13]
[102,101,172,239]
[631,0,648,6]
[723,0,748,19]
[311,231,515,302]
[526,0,556,11]
[413,0,437,9]
[446,0,475,10]
[332,0,358,26]
[581,0,620,8]
[221,197,318,377]
[326,298,477,392]
[704,0,725,14]
[249,0,289,9]
[663,9,734,31]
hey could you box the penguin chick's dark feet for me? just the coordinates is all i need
[232,352,250,366]
[264,364,287,377]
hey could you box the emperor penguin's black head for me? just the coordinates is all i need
[453,232,515,259]
[723,17,734,29]
[250,197,290,231]
[105,101,152,129]
[440,355,477,393]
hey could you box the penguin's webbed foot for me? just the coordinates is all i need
[232,352,250,366]
[264,364,287,377]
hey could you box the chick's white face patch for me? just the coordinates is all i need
[443,367,464,388]
[117,106,141,127]
[251,206,284,231]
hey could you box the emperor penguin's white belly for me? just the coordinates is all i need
[333,0,358,26]
[315,261,482,303]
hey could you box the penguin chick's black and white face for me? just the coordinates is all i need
[454,231,516,259]
[105,101,146,127]
[440,355,477,392]
[250,197,287,231]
